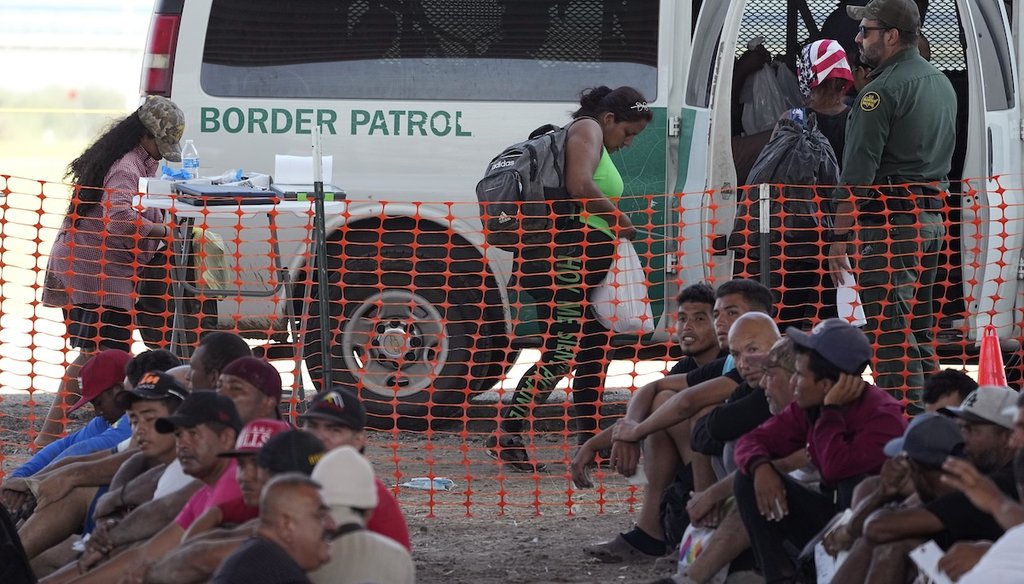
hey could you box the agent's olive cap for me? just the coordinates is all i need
[138,96,185,162]
[848,0,922,33]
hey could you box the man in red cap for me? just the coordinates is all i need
[6,350,132,480]
[217,357,283,423]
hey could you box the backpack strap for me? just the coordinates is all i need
[528,124,561,140]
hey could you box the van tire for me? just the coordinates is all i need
[298,217,511,431]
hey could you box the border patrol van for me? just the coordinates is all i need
[143,0,1022,424]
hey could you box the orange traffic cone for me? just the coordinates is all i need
[978,325,1008,387]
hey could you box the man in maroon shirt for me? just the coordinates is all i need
[733,318,906,583]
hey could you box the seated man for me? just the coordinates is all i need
[944,390,1024,582]
[572,282,721,485]
[186,332,252,391]
[679,337,816,584]
[309,446,415,584]
[5,350,133,482]
[580,280,772,562]
[45,392,244,584]
[834,385,1019,582]
[182,419,293,540]
[3,350,179,527]
[923,369,978,412]
[18,372,187,568]
[140,427,327,584]
[299,387,411,550]
[212,474,335,584]
[821,366,981,558]
[217,357,284,423]
[733,318,906,583]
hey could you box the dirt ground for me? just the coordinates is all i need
[387,431,675,584]
[0,395,677,584]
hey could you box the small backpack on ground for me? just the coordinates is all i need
[476,120,586,253]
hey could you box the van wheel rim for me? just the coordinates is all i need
[340,290,448,398]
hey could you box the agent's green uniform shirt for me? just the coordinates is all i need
[828,45,957,413]
[835,46,957,199]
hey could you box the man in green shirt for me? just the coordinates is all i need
[826,0,956,413]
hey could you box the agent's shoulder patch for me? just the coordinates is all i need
[860,91,881,112]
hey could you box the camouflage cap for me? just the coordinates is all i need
[848,0,921,33]
[138,96,185,162]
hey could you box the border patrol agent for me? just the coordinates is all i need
[825,0,956,413]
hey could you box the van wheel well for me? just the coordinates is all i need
[294,215,512,430]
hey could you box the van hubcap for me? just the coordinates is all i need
[341,290,447,398]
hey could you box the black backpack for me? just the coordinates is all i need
[476,120,588,253]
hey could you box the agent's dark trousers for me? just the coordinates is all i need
[857,210,944,414]
[734,468,840,583]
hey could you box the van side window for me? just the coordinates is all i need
[200,0,659,101]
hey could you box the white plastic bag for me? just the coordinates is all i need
[741,63,802,135]
[676,524,728,584]
[592,239,655,334]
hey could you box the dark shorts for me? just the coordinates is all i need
[65,304,132,353]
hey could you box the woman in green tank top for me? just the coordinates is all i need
[486,86,652,472]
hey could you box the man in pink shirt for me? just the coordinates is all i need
[63,392,243,583]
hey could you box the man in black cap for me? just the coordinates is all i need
[826,0,957,411]
[298,387,411,551]
[68,392,243,583]
[135,430,327,584]
[831,411,1008,583]
[16,372,188,566]
[834,387,1022,581]
[732,318,906,583]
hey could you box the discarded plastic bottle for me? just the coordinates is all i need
[181,140,200,179]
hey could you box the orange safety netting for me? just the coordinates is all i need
[0,174,1021,516]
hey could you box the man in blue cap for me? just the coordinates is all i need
[732,318,906,583]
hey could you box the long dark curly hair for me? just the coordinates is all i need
[65,112,149,222]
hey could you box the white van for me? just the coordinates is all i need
[143,0,1022,425]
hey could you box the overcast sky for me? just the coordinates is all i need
[1,0,151,103]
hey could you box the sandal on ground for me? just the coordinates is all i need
[583,534,662,564]
[484,433,546,473]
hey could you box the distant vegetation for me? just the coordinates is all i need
[0,87,132,182]
[0,87,131,148]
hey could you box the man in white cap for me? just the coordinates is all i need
[942,391,1024,582]
[835,386,1020,581]
[309,446,414,584]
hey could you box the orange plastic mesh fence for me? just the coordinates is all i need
[1,174,1022,516]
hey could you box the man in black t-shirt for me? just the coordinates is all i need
[579,280,773,563]
[832,386,1020,583]
[213,474,334,584]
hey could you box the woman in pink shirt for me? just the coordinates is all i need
[38,96,184,446]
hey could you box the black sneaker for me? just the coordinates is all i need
[485,433,546,473]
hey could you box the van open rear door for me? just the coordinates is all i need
[957,0,1023,340]
[675,1,743,288]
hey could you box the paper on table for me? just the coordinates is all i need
[274,155,333,185]
[837,270,867,327]
[909,540,954,584]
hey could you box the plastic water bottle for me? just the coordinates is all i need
[181,139,200,179]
